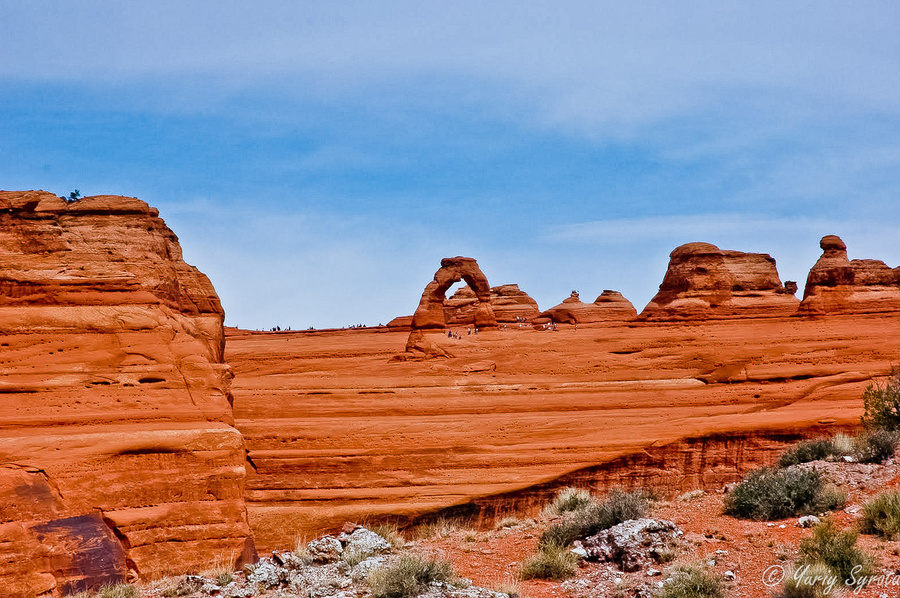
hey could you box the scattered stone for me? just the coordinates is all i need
[798,515,821,528]
[306,535,344,563]
[350,555,386,581]
[724,571,736,582]
[339,526,391,555]
[647,569,661,577]
[176,575,209,595]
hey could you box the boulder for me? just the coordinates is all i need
[798,235,900,315]
[639,242,799,320]
[0,190,253,594]
[579,518,681,572]
[536,290,637,324]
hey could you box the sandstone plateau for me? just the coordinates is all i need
[229,311,900,551]
[639,242,799,320]
[0,191,252,597]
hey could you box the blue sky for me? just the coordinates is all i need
[2,2,899,328]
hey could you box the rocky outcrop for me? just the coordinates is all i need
[639,242,799,320]
[579,518,681,572]
[410,257,498,330]
[798,235,900,315]
[0,191,253,595]
[445,284,539,325]
[535,290,637,325]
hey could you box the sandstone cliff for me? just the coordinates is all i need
[798,235,900,315]
[535,290,637,325]
[639,242,799,320]
[0,191,253,596]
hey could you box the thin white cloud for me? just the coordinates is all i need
[3,2,899,131]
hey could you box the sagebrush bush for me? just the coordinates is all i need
[861,490,900,540]
[778,439,843,467]
[831,433,855,456]
[854,428,900,463]
[723,467,845,520]
[97,585,139,598]
[862,370,900,431]
[520,542,577,580]
[776,562,837,598]
[656,566,725,598]
[368,555,456,598]
[368,523,405,549]
[798,519,875,582]
[543,487,593,516]
[539,488,649,548]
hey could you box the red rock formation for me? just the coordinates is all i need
[798,235,900,315]
[0,191,253,595]
[639,242,799,320]
[536,290,637,325]
[445,284,540,325]
[410,257,498,330]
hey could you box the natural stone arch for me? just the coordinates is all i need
[410,256,498,330]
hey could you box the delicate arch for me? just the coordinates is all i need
[410,257,497,329]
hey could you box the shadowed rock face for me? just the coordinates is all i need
[411,257,498,330]
[640,242,799,320]
[536,290,637,324]
[0,191,253,595]
[798,235,900,315]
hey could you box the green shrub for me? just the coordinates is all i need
[543,487,593,516]
[540,488,649,548]
[776,562,837,598]
[215,571,233,587]
[778,439,842,467]
[862,370,900,431]
[861,490,900,540]
[97,585,139,598]
[855,428,900,463]
[520,542,577,580]
[656,566,724,598]
[798,519,875,582]
[368,555,456,598]
[723,467,845,520]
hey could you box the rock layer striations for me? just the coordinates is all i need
[640,242,799,320]
[0,191,253,596]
